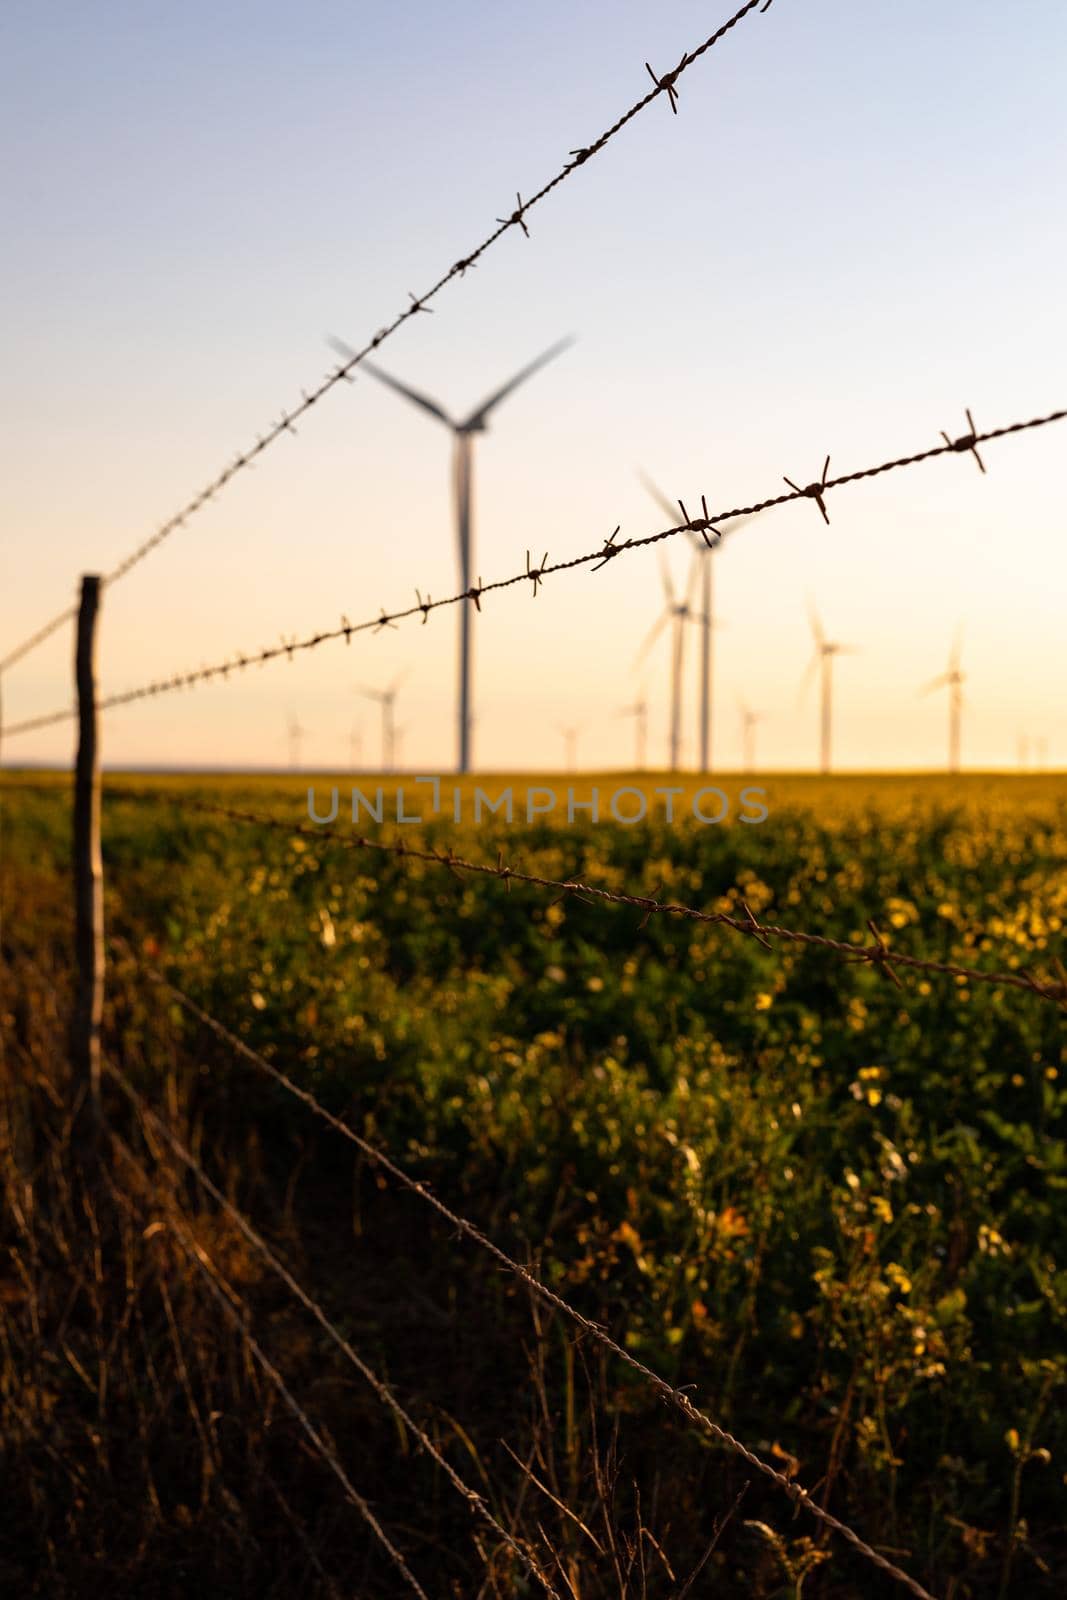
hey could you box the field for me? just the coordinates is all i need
[2,770,1066,1598]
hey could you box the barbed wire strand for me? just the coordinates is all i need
[188,801,1067,1010]
[3,404,1063,740]
[0,0,773,678]
[6,777,1061,1009]
[110,1129,431,1600]
[137,964,939,1600]
[105,1058,560,1599]
[0,604,80,675]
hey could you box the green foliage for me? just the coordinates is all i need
[4,772,1066,1593]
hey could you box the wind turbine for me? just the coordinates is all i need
[638,472,761,773]
[358,674,405,772]
[920,631,965,774]
[798,602,858,775]
[558,723,584,773]
[286,715,305,772]
[618,697,648,770]
[330,334,573,774]
[738,697,766,774]
[635,554,703,771]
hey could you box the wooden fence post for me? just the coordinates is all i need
[72,575,104,1121]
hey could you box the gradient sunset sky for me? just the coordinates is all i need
[2,0,1064,772]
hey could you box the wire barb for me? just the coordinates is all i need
[497,191,530,237]
[680,493,722,546]
[857,918,904,988]
[941,407,986,473]
[646,57,686,113]
[525,549,549,597]
[783,456,832,524]
[739,900,774,950]
[592,526,623,571]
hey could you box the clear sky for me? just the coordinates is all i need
[2,0,1064,772]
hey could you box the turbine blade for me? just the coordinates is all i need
[658,551,676,608]
[637,469,683,526]
[796,651,820,707]
[919,673,950,696]
[459,336,573,430]
[949,622,964,672]
[635,609,671,665]
[354,353,456,428]
[684,551,702,609]
[806,597,825,647]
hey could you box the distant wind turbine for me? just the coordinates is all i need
[558,723,584,773]
[618,696,648,770]
[798,602,858,775]
[638,471,762,772]
[920,630,965,774]
[738,697,766,774]
[358,673,405,772]
[286,715,305,772]
[330,333,573,774]
[635,554,704,771]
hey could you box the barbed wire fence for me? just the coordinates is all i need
[113,967,938,1600]
[3,1,1064,1593]
[3,403,1064,739]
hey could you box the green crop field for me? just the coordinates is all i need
[2,771,1065,1598]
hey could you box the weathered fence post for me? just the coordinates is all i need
[72,575,103,1121]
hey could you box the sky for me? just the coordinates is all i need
[1,0,1064,773]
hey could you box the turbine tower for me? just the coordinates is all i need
[635,554,703,771]
[619,697,648,770]
[358,673,404,772]
[638,472,761,773]
[798,602,857,775]
[920,631,965,774]
[331,334,573,774]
